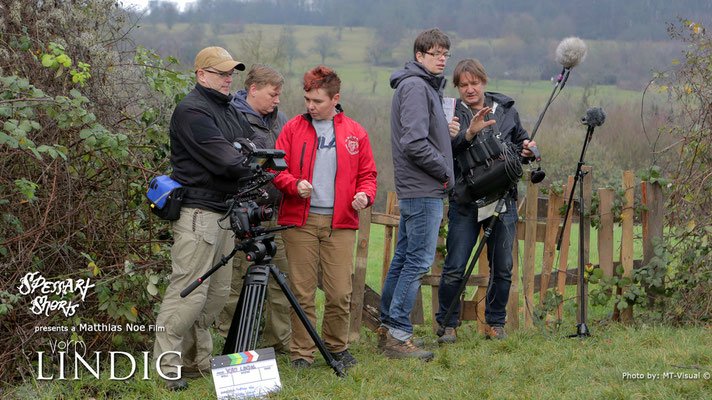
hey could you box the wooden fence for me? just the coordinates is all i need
[348,169,664,342]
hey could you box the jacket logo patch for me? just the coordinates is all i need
[345,136,359,155]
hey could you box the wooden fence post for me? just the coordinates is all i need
[507,239,520,332]
[540,186,564,303]
[476,232,490,334]
[556,176,575,320]
[381,192,398,290]
[577,165,593,323]
[620,171,635,322]
[523,180,538,328]
[642,181,664,308]
[349,207,372,342]
[597,188,615,278]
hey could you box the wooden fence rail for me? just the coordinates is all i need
[349,169,664,341]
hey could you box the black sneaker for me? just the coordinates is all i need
[164,372,188,391]
[330,349,359,367]
[291,358,312,369]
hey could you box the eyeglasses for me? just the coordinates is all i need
[202,69,237,78]
[424,51,451,59]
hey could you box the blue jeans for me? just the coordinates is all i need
[380,197,443,341]
[436,199,517,327]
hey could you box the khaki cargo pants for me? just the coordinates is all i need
[153,207,233,375]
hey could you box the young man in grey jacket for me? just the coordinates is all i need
[379,28,454,361]
[217,64,291,354]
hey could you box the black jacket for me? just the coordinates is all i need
[169,84,265,212]
[452,92,530,204]
[389,61,454,199]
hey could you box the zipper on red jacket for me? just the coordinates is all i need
[330,118,337,237]
[297,141,307,226]
[299,142,306,178]
[302,122,318,227]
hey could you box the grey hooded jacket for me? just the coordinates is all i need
[389,60,454,199]
[230,89,288,207]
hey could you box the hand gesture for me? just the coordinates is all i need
[466,107,496,141]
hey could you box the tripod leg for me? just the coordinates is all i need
[224,280,247,353]
[223,264,269,354]
[437,198,505,337]
[268,264,346,378]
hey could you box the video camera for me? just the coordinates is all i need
[219,140,292,262]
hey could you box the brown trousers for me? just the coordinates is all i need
[281,213,356,362]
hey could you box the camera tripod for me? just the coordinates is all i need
[181,229,346,377]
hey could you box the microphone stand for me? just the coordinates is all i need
[556,123,596,338]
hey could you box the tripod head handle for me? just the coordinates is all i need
[180,278,203,298]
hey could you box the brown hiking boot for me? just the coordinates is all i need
[377,326,389,352]
[378,326,424,352]
[383,336,434,361]
[484,324,507,340]
[437,326,457,344]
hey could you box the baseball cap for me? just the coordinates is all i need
[193,47,245,72]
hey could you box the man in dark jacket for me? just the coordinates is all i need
[436,58,536,344]
[379,28,454,361]
[217,64,291,354]
[153,47,264,391]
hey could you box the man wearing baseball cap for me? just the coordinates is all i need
[153,46,264,391]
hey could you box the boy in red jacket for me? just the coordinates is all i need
[273,66,377,369]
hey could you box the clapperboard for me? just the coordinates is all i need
[210,348,281,399]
